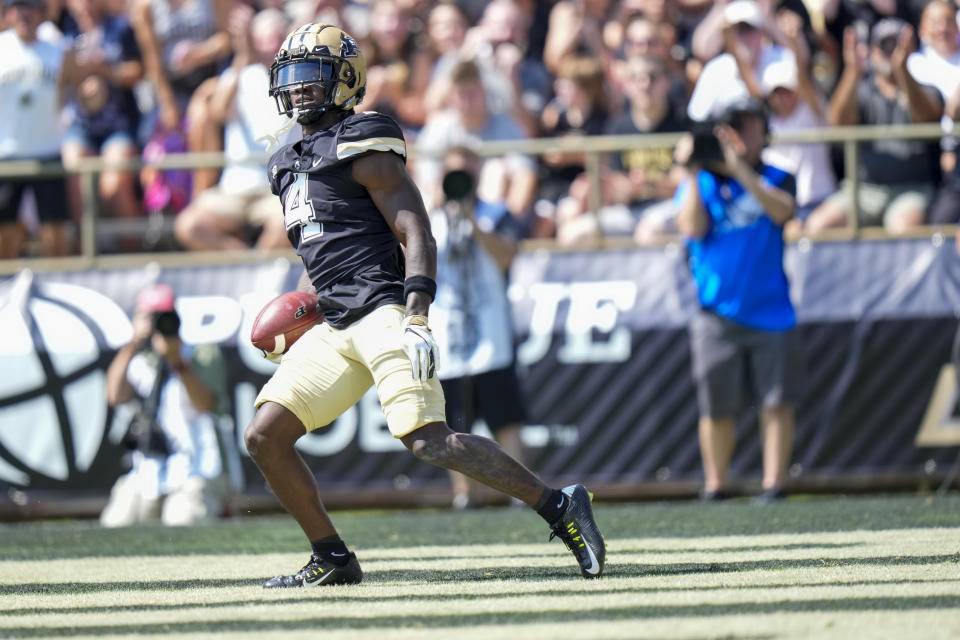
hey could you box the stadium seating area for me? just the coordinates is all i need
[1,0,960,257]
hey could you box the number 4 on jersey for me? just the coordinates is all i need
[284,173,323,242]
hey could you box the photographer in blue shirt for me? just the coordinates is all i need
[676,98,800,504]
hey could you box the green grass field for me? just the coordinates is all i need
[2,494,960,639]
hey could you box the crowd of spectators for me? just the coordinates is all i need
[2,0,960,256]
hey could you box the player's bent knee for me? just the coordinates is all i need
[244,402,306,460]
[243,422,270,461]
[243,419,289,460]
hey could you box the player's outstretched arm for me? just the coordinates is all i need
[351,151,437,317]
[353,150,440,380]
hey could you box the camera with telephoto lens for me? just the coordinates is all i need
[442,169,475,202]
[685,97,768,168]
[153,310,181,337]
[687,120,724,167]
[440,168,478,256]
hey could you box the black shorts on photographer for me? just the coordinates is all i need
[690,311,802,419]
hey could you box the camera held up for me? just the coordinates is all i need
[685,98,768,168]
[440,161,479,257]
[442,169,475,203]
[687,121,725,167]
[153,310,181,337]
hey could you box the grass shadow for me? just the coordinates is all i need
[5,578,959,617]
[3,495,960,560]
[618,553,960,578]
[3,553,957,596]
[4,597,960,637]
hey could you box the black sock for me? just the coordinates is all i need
[534,487,567,526]
[310,535,350,566]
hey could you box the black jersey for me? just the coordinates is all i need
[268,111,408,329]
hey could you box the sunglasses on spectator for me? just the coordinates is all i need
[735,22,759,34]
[626,37,661,49]
[629,71,663,83]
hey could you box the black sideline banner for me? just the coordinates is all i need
[1,237,959,497]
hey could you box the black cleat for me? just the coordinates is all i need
[700,488,730,502]
[751,487,787,506]
[549,484,606,579]
[263,552,363,588]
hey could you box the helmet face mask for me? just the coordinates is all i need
[271,59,339,116]
[269,24,366,125]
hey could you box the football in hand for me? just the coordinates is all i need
[250,291,322,356]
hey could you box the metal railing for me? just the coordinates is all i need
[0,122,956,274]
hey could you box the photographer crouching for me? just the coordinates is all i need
[676,99,802,504]
[101,284,228,526]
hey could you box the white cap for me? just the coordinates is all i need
[761,59,798,94]
[725,0,764,29]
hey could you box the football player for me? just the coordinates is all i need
[246,23,605,587]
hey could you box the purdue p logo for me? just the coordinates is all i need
[0,278,132,487]
[340,32,359,57]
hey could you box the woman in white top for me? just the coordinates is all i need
[761,58,837,223]
[758,14,838,236]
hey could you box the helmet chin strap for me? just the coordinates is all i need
[256,107,301,152]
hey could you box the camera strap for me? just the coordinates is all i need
[143,360,169,423]
[131,358,172,456]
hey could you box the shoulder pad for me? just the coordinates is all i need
[267,146,298,196]
[335,112,406,162]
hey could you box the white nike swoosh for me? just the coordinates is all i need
[556,495,565,510]
[312,157,323,168]
[330,552,347,557]
[582,542,601,575]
